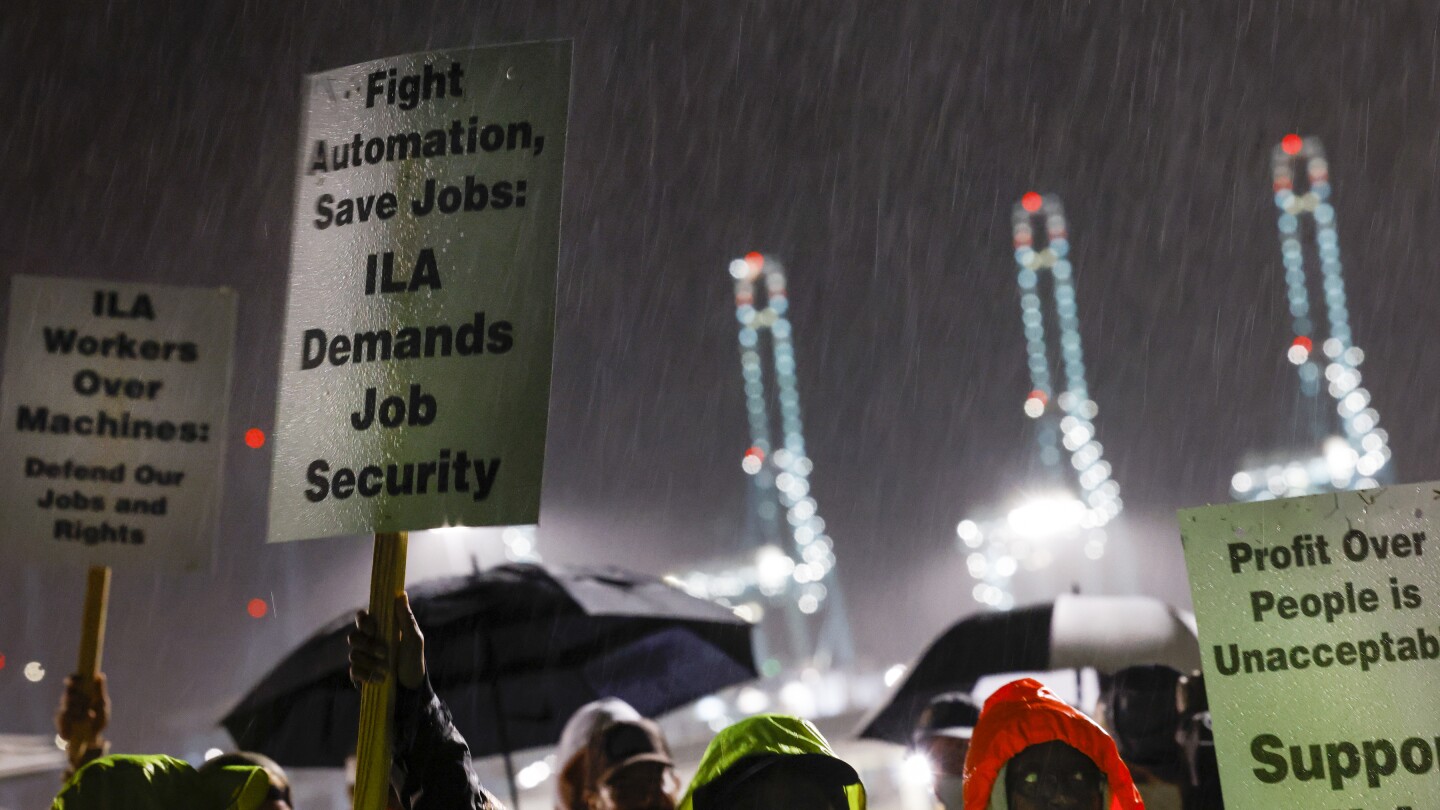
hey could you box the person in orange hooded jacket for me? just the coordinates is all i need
[962,678,1144,810]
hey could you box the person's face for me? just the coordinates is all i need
[595,762,676,810]
[922,735,970,778]
[1005,741,1105,810]
[726,769,848,810]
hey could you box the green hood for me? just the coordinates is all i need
[51,754,271,810]
[678,714,865,810]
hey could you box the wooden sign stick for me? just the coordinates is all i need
[352,531,408,810]
[67,565,111,771]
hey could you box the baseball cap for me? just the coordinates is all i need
[591,718,674,785]
[912,692,981,744]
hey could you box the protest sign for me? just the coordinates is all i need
[268,41,570,544]
[1181,484,1440,808]
[0,275,237,572]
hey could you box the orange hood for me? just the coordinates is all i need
[962,678,1143,810]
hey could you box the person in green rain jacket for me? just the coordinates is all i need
[51,753,277,810]
[678,714,865,810]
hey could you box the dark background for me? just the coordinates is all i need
[4,0,1439,804]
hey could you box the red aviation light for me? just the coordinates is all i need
[245,428,266,448]
[247,598,269,619]
[1292,336,1313,352]
[1021,192,1043,213]
[745,252,765,271]
[1281,134,1303,155]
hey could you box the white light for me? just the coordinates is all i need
[1343,346,1364,366]
[741,454,762,475]
[900,752,935,787]
[884,663,908,688]
[966,553,988,578]
[780,681,818,716]
[1324,437,1358,478]
[1231,472,1254,493]
[516,759,553,790]
[1283,465,1308,491]
[1287,345,1309,365]
[694,696,727,723]
[729,259,750,279]
[1356,453,1382,477]
[732,602,763,623]
[1083,539,1106,560]
[54,735,66,751]
[755,546,795,592]
[1080,399,1099,419]
[1007,496,1086,539]
[1023,397,1045,418]
[956,520,982,545]
[797,594,820,614]
[736,686,770,715]
[993,555,1018,578]
[204,748,224,761]
[24,662,45,682]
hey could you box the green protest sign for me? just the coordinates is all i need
[1181,484,1440,808]
[268,42,570,543]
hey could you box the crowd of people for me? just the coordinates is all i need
[48,592,1219,810]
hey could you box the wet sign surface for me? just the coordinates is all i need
[268,42,570,542]
[0,276,237,571]
[1180,484,1440,808]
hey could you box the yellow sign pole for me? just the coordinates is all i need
[352,532,408,810]
[67,565,110,771]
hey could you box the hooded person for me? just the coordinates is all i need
[51,754,278,810]
[51,675,292,810]
[678,714,865,810]
[555,698,643,810]
[580,715,679,810]
[912,692,981,810]
[962,679,1143,810]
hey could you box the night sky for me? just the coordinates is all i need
[4,0,1440,804]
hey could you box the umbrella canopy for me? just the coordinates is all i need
[856,593,1199,745]
[222,563,757,767]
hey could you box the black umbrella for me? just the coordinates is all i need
[856,594,1199,744]
[223,563,757,802]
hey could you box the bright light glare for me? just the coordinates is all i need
[204,748,224,761]
[23,662,45,682]
[1007,496,1086,538]
[900,751,935,787]
[736,686,771,714]
[884,663,908,687]
[516,759,553,790]
[755,546,795,592]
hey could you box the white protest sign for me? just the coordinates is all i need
[268,42,570,543]
[0,276,237,571]
[1180,484,1440,808]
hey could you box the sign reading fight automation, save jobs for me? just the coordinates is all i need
[0,276,237,571]
[268,42,570,543]
[1180,484,1440,809]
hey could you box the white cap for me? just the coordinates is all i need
[556,698,642,781]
